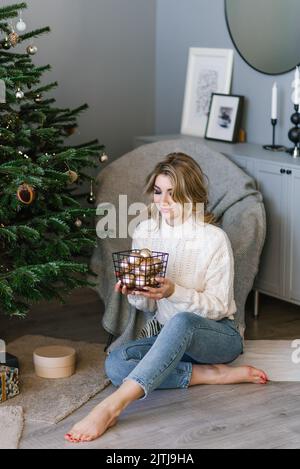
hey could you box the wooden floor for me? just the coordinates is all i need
[1,289,300,449]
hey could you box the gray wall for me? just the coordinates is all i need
[155,0,295,147]
[22,0,156,165]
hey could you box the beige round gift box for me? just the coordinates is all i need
[33,345,76,379]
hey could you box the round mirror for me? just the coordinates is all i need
[225,0,300,75]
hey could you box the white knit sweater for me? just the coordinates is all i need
[127,216,237,324]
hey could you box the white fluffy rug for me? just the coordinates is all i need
[1,335,110,424]
[233,340,300,381]
[0,406,24,449]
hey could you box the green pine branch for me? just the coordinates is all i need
[19,26,51,41]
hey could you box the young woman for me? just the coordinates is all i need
[65,153,268,443]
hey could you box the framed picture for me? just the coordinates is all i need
[205,93,244,143]
[180,48,234,137]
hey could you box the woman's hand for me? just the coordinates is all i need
[115,277,175,299]
[114,280,136,296]
[134,276,175,300]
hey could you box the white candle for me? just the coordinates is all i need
[294,66,300,106]
[271,82,278,120]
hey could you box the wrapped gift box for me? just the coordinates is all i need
[0,353,19,369]
[0,366,19,403]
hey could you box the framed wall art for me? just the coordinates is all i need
[180,48,234,137]
[205,93,244,143]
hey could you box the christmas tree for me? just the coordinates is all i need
[0,2,107,318]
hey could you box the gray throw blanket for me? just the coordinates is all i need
[89,140,266,352]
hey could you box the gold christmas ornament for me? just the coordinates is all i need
[119,260,130,274]
[122,273,135,288]
[139,248,152,258]
[135,274,146,288]
[152,258,163,273]
[8,32,20,47]
[127,254,142,266]
[65,170,78,184]
[131,266,142,276]
[139,258,152,273]
[17,183,36,205]
[26,44,38,55]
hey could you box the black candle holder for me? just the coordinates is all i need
[286,104,300,158]
[263,119,286,152]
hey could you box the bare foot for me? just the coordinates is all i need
[191,364,269,386]
[215,365,268,384]
[65,379,144,444]
[65,401,120,444]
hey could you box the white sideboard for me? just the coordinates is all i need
[134,134,300,316]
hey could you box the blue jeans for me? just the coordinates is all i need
[104,312,243,400]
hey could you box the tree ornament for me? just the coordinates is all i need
[8,32,20,47]
[100,153,109,163]
[16,10,27,32]
[65,126,77,136]
[65,169,78,184]
[16,88,24,100]
[140,248,152,258]
[122,273,135,288]
[2,37,11,50]
[87,180,96,204]
[17,184,36,205]
[34,93,42,103]
[26,44,38,55]
[16,18,27,32]
[74,219,82,228]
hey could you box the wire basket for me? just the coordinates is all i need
[112,249,169,290]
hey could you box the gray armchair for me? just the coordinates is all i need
[89,140,266,352]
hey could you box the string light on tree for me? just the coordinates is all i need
[34,93,42,103]
[74,219,82,228]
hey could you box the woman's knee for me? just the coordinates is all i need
[167,312,200,330]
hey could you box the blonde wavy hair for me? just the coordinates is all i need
[143,152,217,228]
